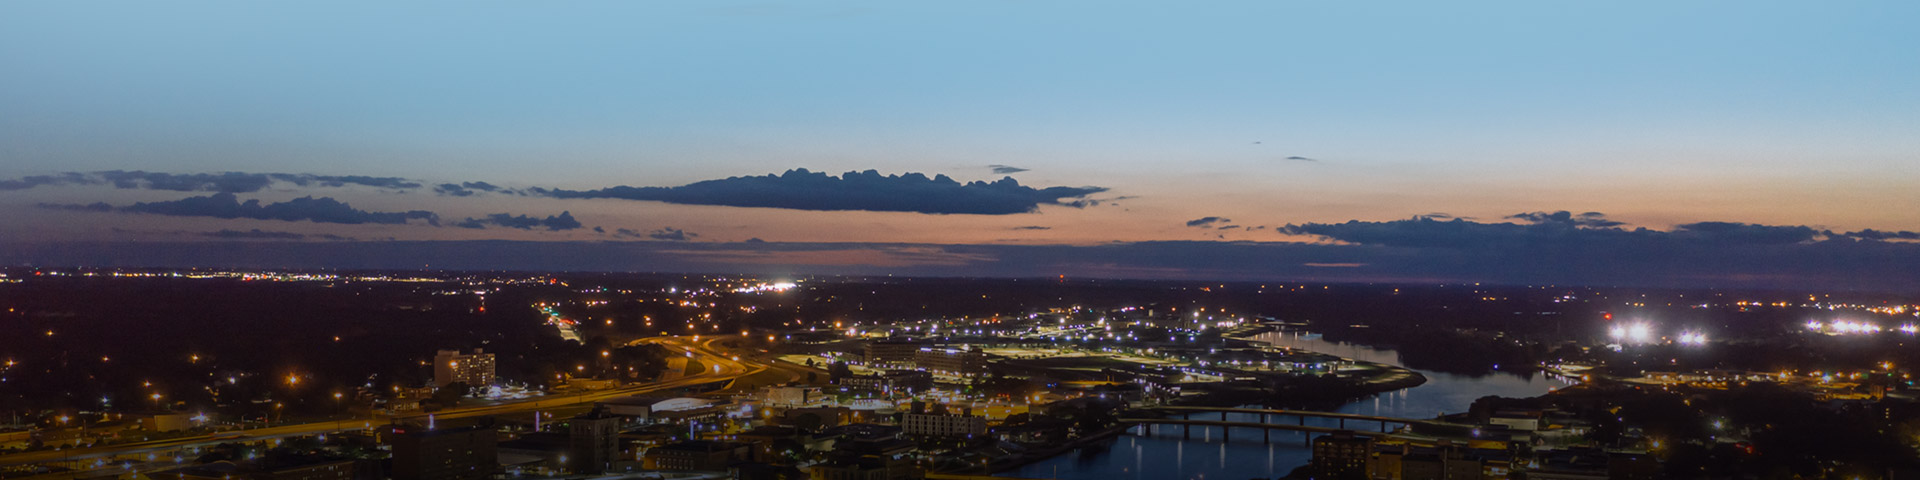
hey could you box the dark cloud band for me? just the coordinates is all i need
[1274,212,1879,249]
[0,171,421,193]
[536,169,1106,215]
[453,211,582,231]
[41,192,440,226]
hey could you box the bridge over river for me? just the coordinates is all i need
[1119,405,1475,443]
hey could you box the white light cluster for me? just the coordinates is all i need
[1608,323,1655,344]
[1676,331,1709,346]
[1609,322,1712,346]
[1807,320,1892,335]
[734,282,798,293]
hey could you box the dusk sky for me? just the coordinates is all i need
[4,2,1917,289]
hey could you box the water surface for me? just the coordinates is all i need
[1002,330,1573,480]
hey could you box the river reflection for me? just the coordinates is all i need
[1001,330,1575,479]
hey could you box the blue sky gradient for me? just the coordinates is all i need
[3,1,1917,287]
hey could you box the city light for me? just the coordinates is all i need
[1609,322,1655,345]
[1809,320,1884,335]
[1677,332,1708,346]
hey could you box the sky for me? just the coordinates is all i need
[3,1,1918,290]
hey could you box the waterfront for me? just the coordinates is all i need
[1002,330,1575,480]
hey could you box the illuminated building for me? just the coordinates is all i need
[842,370,933,394]
[433,349,495,388]
[863,341,921,367]
[901,412,986,438]
[1311,430,1374,479]
[911,347,987,376]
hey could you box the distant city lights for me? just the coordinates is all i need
[1676,331,1709,346]
[1804,320,1898,335]
[1608,322,1655,345]
[733,282,798,294]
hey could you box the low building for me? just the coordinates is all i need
[782,407,853,431]
[1311,430,1373,479]
[761,386,823,408]
[863,341,921,367]
[597,395,714,424]
[811,455,919,480]
[730,462,804,480]
[391,423,498,480]
[642,440,751,471]
[912,347,987,376]
[140,412,198,433]
[1607,453,1662,480]
[495,432,568,475]
[1376,443,1483,480]
[1488,409,1542,432]
[841,370,932,394]
[169,455,354,480]
[564,377,620,391]
[823,424,915,458]
[900,413,986,438]
[734,426,805,462]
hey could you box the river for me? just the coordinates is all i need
[1000,330,1576,480]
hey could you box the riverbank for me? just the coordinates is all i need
[981,330,1428,474]
[998,330,1571,479]
[984,424,1133,475]
[1229,325,1428,395]
[1365,365,1427,390]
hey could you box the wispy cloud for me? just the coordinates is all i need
[1185,216,1230,228]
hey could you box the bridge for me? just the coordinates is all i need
[1117,406,1461,443]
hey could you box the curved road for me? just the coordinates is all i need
[0,335,774,470]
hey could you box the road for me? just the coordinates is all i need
[0,335,775,470]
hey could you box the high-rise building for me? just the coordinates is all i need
[433,349,495,388]
[391,423,498,480]
[568,406,622,474]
